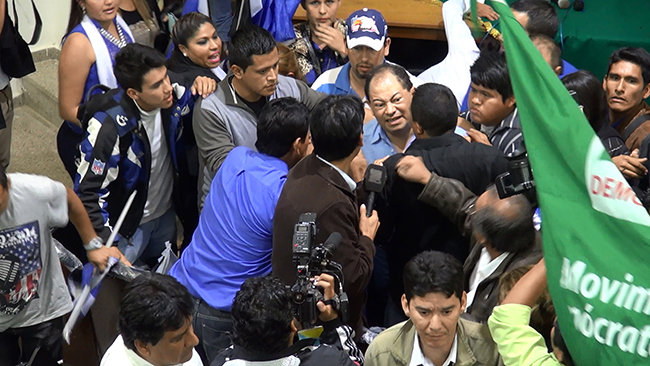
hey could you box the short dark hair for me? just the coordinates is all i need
[364,63,413,100]
[171,12,215,48]
[403,251,464,302]
[562,70,608,132]
[231,276,294,354]
[471,51,513,102]
[114,43,167,91]
[530,34,562,70]
[229,25,277,71]
[0,165,7,190]
[256,98,309,157]
[411,83,458,136]
[607,47,650,86]
[471,187,535,253]
[552,319,575,366]
[119,273,195,351]
[310,95,363,162]
[510,0,558,38]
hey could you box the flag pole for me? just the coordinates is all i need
[62,190,138,344]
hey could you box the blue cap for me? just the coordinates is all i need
[346,8,388,52]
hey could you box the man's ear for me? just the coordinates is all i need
[602,75,608,91]
[460,291,467,313]
[401,294,410,317]
[505,95,516,108]
[291,318,299,333]
[358,132,364,147]
[231,64,244,79]
[383,37,391,57]
[126,87,139,101]
[554,65,563,77]
[134,339,150,358]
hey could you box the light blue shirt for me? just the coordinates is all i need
[169,146,288,310]
[362,118,415,163]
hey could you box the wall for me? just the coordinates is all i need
[9,0,70,52]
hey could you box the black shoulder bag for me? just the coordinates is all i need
[0,0,42,78]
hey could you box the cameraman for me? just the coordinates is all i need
[212,274,362,366]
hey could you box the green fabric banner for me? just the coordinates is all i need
[487,0,650,364]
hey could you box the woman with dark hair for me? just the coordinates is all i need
[561,70,628,158]
[166,12,226,249]
[167,12,226,86]
[57,0,135,179]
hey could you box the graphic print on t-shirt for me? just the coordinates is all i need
[0,221,42,315]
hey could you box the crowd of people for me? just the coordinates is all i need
[1,0,649,365]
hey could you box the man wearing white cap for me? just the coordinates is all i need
[312,8,419,100]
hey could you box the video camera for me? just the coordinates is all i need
[290,213,349,328]
[495,149,537,203]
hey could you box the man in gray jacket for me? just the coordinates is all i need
[193,25,324,201]
[365,251,502,366]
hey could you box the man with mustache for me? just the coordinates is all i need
[312,8,419,101]
[193,25,324,202]
[604,47,650,152]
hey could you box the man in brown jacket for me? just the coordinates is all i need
[272,95,380,336]
[604,47,650,152]
[394,155,542,323]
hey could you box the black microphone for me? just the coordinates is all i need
[322,232,342,256]
[573,0,584,11]
[363,164,388,217]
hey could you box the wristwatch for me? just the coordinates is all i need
[83,236,104,251]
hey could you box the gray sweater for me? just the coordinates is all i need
[193,74,325,203]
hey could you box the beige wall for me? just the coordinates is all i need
[9,0,70,51]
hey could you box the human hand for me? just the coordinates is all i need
[315,273,339,322]
[191,76,217,98]
[313,21,347,56]
[359,204,380,240]
[467,128,492,146]
[396,155,431,185]
[373,155,391,166]
[612,149,648,179]
[351,150,368,182]
[86,246,131,272]
[476,3,499,21]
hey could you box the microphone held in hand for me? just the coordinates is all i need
[363,164,387,217]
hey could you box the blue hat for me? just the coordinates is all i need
[346,8,388,52]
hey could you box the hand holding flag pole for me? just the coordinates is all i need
[63,190,137,344]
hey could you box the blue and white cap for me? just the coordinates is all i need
[346,8,388,52]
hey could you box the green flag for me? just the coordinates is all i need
[487,0,650,364]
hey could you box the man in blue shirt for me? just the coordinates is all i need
[311,8,392,100]
[169,97,311,364]
[362,64,416,164]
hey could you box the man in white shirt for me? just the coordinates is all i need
[418,0,499,107]
[101,273,203,366]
